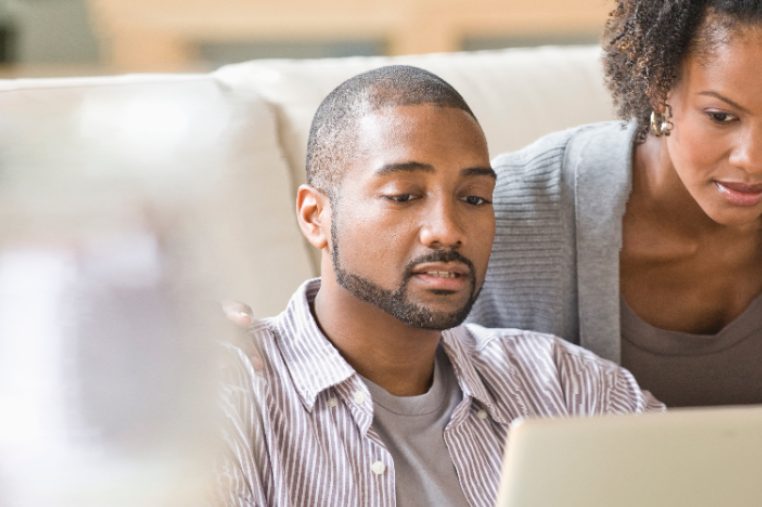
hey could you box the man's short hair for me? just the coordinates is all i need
[305,65,478,199]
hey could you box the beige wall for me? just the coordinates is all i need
[87,0,611,71]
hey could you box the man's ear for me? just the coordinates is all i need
[296,184,331,250]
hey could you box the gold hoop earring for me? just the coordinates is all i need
[649,104,673,137]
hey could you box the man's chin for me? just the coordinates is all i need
[333,266,476,330]
[413,319,466,331]
[392,303,473,330]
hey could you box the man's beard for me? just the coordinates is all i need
[330,218,480,330]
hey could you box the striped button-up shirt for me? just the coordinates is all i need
[217,279,663,507]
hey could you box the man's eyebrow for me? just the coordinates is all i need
[699,91,749,114]
[462,166,497,179]
[375,161,435,175]
[375,162,496,179]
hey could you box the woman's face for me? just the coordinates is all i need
[665,26,762,228]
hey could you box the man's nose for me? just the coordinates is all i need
[418,199,465,249]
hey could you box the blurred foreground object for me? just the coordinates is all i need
[221,300,255,328]
[0,76,263,507]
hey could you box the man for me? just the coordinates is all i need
[217,65,662,507]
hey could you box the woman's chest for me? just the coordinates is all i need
[620,233,762,334]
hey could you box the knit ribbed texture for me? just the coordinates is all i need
[470,128,579,342]
[469,121,637,362]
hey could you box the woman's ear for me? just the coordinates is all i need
[296,184,331,250]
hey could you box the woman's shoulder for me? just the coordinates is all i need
[492,120,631,171]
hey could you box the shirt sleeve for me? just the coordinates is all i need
[607,366,666,413]
[554,339,666,415]
[212,343,270,507]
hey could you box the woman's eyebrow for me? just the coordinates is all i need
[699,91,749,114]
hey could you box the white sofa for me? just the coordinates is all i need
[0,46,614,317]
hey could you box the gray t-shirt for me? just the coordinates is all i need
[362,347,468,507]
[621,292,762,407]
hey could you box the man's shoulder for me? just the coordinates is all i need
[457,322,556,349]
[219,318,282,388]
[458,323,616,369]
[218,278,321,384]
[455,323,663,414]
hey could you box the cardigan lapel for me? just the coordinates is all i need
[566,121,636,362]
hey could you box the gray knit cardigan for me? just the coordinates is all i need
[469,120,637,363]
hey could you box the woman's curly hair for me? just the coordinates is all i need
[602,0,762,141]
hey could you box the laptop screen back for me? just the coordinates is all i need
[496,406,762,507]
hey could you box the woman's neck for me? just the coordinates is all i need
[631,135,721,238]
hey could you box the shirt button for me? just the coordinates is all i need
[327,397,338,408]
[353,391,367,405]
[476,409,488,420]
[371,461,386,475]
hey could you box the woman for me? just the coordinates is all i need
[470,0,762,407]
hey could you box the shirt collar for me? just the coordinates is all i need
[272,279,507,425]
[271,278,356,411]
[441,326,508,425]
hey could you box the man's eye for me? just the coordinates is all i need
[463,195,491,206]
[707,111,737,124]
[385,194,417,203]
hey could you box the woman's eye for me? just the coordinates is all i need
[707,111,737,124]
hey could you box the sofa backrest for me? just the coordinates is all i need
[1,46,615,316]
[215,45,614,189]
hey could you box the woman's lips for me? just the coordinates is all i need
[714,180,762,207]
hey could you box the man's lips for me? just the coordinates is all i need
[714,180,762,207]
[411,262,471,277]
[410,262,472,291]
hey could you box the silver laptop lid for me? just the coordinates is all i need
[496,406,762,507]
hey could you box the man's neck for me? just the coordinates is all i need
[312,276,442,396]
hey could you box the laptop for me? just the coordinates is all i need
[495,405,762,507]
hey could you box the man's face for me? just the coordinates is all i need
[327,104,495,330]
